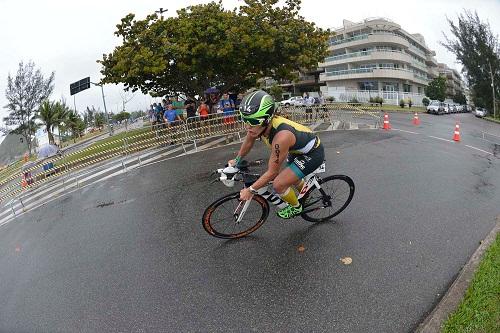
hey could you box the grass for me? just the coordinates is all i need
[442,233,500,333]
[0,156,37,184]
[57,126,154,166]
[358,104,427,112]
[484,116,500,124]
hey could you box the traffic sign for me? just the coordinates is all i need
[70,77,90,95]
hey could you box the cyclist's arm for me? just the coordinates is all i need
[229,135,256,166]
[249,131,293,191]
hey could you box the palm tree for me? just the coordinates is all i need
[37,100,59,145]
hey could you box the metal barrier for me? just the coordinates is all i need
[0,106,380,203]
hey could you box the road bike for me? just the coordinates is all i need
[202,160,355,239]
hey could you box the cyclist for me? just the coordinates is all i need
[228,90,325,219]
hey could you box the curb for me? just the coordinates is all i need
[415,216,500,332]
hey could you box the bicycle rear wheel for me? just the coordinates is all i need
[202,192,270,239]
[300,175,355,222]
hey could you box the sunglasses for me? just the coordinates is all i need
[241,116,264,126]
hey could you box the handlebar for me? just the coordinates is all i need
[210,159,264,187]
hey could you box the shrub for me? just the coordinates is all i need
[376,96,383,105]
[422,97,430,107]
[369,97,374,103]
[326,96,335,102]
[349,98,359,104]
[399,99,405,108]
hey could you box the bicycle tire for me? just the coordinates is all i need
[202,192,270,239]
[300,175,355,223]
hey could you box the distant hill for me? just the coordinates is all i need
[0,133,27,166]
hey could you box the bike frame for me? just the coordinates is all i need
[215,161,327,222]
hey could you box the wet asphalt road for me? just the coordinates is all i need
[0,112,499,333]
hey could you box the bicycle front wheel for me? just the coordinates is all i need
[301,175,355,223]
[202,192,270,239]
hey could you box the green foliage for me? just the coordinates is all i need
[3,61,55,155]
[453,92,467,105]
[113,111,131,122]
[326,96,335,102]
[442,10,499,116]
[425,76,447,102]
[375,96,383,105]
[399,99,405,108]
[269,84,284,101]
[349,98,359,104]
[98,0,329,98]
[422,97,430,106]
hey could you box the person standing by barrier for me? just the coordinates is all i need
[185,99,196,123]
[163,104,181,144]
[198,100,210,138]
[305,93,314,122]
[149,104,157,130]
[220,92,236,143]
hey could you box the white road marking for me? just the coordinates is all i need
[465,145,493,155]
[428,135,454,143]
[392,128,420,135]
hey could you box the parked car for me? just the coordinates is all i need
[279,96,306,107]
[475,107,488,117]
[427,100,445,115]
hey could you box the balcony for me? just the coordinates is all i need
[328,32,410,51]
[320,67,427,84]
[320,50,411,67]
[296,75,316,84]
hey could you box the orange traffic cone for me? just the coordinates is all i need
[383,113,391,130]
[453,122,460,142]
[413,112,420,125]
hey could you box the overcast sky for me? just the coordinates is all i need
[1,0,499,143]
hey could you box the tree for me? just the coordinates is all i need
[425,76,447,101]
[66,111,85,142]
[3,61,55,155]
[37,100,59,145]
[422,97,430,107]
[98,0,329,99]
[269,84,284,101]
[453,92,467,105]
[442,10,499,116]
[94,112,106,129]
[113,111,131,129]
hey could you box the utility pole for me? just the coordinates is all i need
[488,60,497,118]
[91,82,113,136]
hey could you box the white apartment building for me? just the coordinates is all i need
[437,63,465,98]
[319,18,439,106]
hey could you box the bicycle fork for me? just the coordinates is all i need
[234,186,289,223]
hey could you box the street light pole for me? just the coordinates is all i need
[488,60,497,118]
[91,82,113,136]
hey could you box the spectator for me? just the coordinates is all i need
[198,100,210,138]
[154,102,164,129]
[172,96,185,121]
[163,104,181,144]
[305,93,314,121]
[149,104,157,130]
[185,99,197,123]
[219,92,236,143]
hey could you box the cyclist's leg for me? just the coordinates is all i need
[273,168,302,219]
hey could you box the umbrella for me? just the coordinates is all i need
[204,87,219,94]
[37,144,59,159]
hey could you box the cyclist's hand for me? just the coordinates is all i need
[240,188,253,201]
[228,159,236,167]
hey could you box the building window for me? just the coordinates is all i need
[382,82,398,91]
[359,81,377,91]
[403,84,411,93]
[418,87,422,94]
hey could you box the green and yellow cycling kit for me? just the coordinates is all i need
[261,116,324,179]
